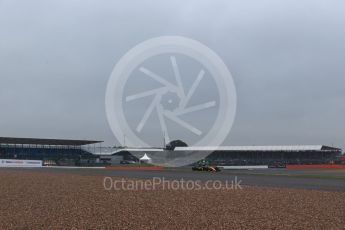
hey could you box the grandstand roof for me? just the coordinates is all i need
[0,137,102,146]
[93,148,164,155]
[174,145,342,152]
[99,145,342,156]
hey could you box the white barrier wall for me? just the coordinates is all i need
[0,159,42,168]
[220,165,268,170]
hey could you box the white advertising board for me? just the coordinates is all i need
[221,165,268,170]
[0,159,42,168]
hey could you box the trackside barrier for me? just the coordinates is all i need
[105,166,164,171]
[0,159,42,168]
[287,164,345,169]
[221,165,269,170]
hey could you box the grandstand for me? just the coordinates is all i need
[0,137,342,167]
[0,137,103,166]
[175,145,342,166]
[106,145,343,166]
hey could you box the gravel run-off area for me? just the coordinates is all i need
[0,170,344,229]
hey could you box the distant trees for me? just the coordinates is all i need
[165,140,188,150]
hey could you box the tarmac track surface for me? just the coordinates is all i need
[3,167,345,191]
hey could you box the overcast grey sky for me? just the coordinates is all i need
[0,0,344,149]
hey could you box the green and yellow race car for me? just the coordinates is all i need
[192,164,221,172]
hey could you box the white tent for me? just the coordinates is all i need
[139,153,152,164]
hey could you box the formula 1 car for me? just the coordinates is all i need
[192,165,221,172]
